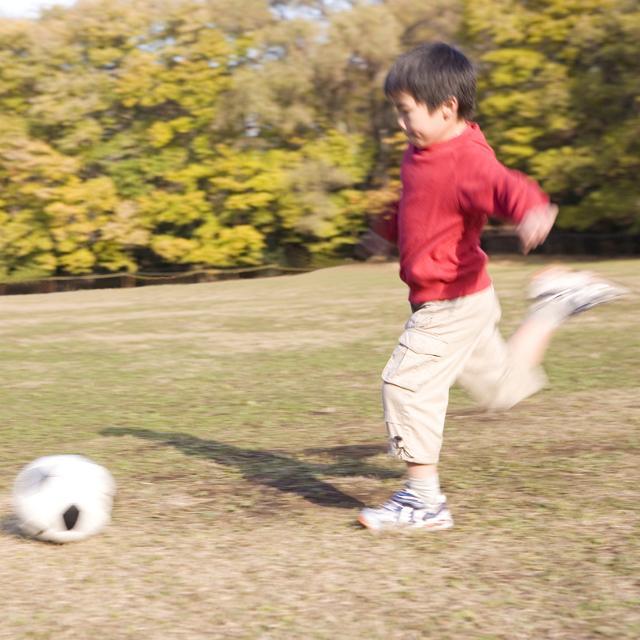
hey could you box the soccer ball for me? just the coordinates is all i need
[12,455,116,543]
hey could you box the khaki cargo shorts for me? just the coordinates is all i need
[381,285,546,464]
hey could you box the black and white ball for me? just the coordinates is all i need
[13,455,115,543]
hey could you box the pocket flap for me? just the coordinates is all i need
[398,329,446,356]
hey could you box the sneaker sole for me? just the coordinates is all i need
[357,513,454,532]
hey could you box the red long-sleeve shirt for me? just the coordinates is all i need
[374,122,549,306]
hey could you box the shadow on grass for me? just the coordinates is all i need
[0,513,26,540]
[303,443,386,460]
[101,428,399,509]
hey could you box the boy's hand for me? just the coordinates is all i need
[517,203,558,254]
[354,229,396,260]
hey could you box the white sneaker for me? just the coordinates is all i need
[528,267,629,317]
[358,489,454,532]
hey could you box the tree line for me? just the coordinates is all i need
[0,0,638,280]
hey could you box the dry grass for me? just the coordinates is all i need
[0,258,638,639]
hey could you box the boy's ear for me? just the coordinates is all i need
[441,96,459,120]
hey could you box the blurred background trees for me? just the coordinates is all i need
[0,0,638,279]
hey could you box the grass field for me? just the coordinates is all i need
[1,258,638,640]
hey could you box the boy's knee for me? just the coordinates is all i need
[474,365,547,412]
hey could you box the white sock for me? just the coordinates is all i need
[407,475,442,509]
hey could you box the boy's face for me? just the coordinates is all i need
[392,92,462,148]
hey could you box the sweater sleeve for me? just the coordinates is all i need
[370,200,399,244]
[458,148,549,224]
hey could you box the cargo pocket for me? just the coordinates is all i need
[381,329,447,392]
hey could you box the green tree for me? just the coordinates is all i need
[465,0,640,231]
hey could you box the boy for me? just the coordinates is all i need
[357,42,627,531]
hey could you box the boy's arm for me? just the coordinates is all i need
[355,202,398,259]
[459,151,557,254]
[516,202,558,254]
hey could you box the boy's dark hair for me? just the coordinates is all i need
[384,42,476,119]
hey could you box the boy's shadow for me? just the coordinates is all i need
[101,428,398,509]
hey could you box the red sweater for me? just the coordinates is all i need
[375,122,549,306]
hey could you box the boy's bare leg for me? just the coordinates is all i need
[507,313,557,368]
[407,462,438,478]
